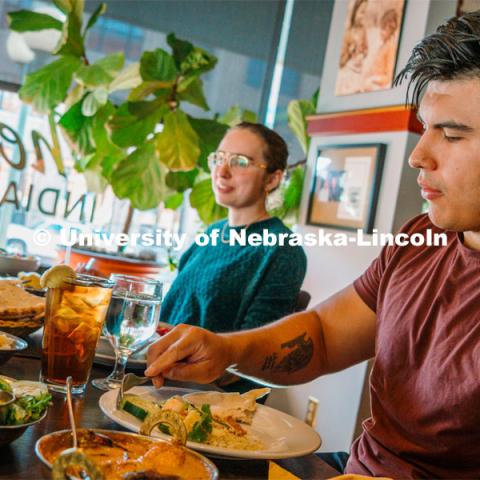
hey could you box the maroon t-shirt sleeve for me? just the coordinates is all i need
[353,214,430,312]
[354,252,387,312]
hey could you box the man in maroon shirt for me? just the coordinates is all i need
[145,12,480,479]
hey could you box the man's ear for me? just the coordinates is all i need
[265,169,284,193]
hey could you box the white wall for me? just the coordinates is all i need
[266,0,457,453]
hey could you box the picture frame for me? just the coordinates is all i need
[307,143,385,233]
[456,0,480,16]
[335,0,407,96]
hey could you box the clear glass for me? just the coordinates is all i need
[92,274,162,391]
[41,274,114,394]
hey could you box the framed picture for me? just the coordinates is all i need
[456,0,480,16]
[335,0,406,96]
[307,143,385,233]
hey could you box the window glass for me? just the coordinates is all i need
[274,0,334,163]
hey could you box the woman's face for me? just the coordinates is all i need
[211,128,271,210]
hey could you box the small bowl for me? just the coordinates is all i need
[0,410,47,447]
[0,332,28,366]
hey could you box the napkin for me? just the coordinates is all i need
[268,461,300,480]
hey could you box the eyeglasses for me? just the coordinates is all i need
[207,151,268,171]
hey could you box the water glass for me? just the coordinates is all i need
[91,274,162,391]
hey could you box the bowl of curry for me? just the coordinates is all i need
[35,428,218,480]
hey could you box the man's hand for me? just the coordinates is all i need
[145,324,233,388]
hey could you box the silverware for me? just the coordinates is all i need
[66,376,77,449]
[116,373,150,409]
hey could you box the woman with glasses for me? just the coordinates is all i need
[160,122,307,357]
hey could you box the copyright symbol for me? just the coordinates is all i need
[33,229,51,246]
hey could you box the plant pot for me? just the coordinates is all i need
[57,247,167,278]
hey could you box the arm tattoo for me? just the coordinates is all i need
[261,332,313,374]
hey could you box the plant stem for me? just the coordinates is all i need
[123,204,134,235]
[48,112,65,176]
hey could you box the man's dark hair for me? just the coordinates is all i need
[231,122,288,173]
[395,11,480,107]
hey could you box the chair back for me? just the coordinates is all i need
[295,290,311,312]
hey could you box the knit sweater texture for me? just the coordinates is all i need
[160,217,307,332]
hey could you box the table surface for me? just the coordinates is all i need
[0,353,340,480]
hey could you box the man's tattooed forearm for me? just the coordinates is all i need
[261,333,313,374]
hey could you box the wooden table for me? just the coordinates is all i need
[0,355,340,480]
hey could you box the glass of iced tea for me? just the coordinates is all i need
[41,274,114,394]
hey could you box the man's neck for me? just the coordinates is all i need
[463,230,480,251]
[228,206,269,227]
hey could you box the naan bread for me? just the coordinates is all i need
[0,281,45,316]
[184,388,270,424]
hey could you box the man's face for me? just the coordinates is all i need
[409,78,480,232]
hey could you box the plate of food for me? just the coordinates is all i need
[36,428,218,479]
[99,386,321,460]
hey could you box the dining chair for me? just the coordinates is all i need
[295,290,311,312]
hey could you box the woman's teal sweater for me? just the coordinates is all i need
[160,217,307,332]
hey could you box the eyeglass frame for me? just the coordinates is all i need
[207,150,268,171]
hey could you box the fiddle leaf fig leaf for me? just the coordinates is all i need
[7,10,63,32]
[178,77,209,110]
[90,100,125,182]
[156,110,200,171]
[190,178,227,224]
[287,98,316,155]
[109,62,142,92]
[188,117,228,171]
[164,192,184,210]
[140,49,177,82]
[85,2,106,33]
[269,166,305,222]
[81,88,108,117]
[59,98,94,155]
[167,33,216,76]
[91,102,120,152]
[19,55,82,113]
[109,100,167,148]
[128,81,172,101]
[218,105,257,127]
[76,52,124,87]
[167,33,193,68]
[111,141,165,210]
[83,164,108,193]
[165,168,199,192]
[53,0,85,57]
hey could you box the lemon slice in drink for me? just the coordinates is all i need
[40,265,76,289]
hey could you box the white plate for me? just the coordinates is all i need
[99,386,322,460]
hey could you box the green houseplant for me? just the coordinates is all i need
[7,0,316,237]
[7,0,238,231]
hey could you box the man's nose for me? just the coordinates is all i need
[408,132,437,171]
